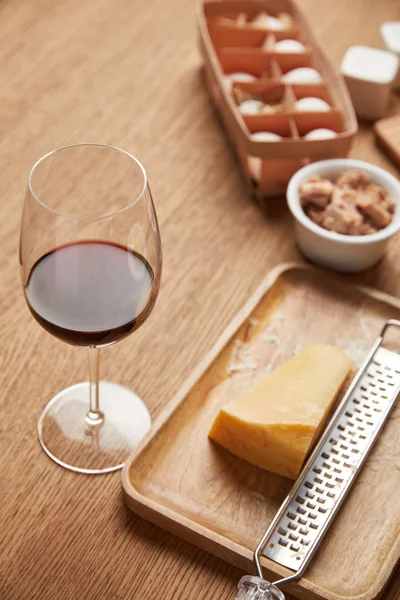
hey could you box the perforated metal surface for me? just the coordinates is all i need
[262,346,400,573]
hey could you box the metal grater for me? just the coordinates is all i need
[234,320,400,600]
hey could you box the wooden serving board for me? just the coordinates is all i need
[122,264,400,600]
[374,114,400,170]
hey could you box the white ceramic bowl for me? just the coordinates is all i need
[287,159,400,273]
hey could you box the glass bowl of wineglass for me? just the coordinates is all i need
[19,144,162,474]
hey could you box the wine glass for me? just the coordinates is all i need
[19,144,162,474]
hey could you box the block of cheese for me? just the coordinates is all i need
[209,344,353,479]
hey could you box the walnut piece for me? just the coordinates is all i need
[305,207,324,225]
[336,169,369,190]
[364,182,385,201]
[321,188,362,234]
[348,217,377,236]
[299,178,334,208]
[382,194,396,214]
[308,174,322,183]
[356,192,392,228]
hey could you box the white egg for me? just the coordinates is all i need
[248,132,283,180]
[224,72,256,91]
[304,128,337,140]
[238,100,265,115]
[248,156,262,181]
[275,39,306,53]
[295,97,331,112]
[251,12,286,31]
[265,15,286,31]
[250,131,283,141]
[248,157,262,180]
[282,67,322,83]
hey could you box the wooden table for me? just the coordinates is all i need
[1,0,399,598]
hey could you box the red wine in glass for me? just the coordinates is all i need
[25,241,158,347]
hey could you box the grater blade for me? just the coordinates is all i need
[252,320,400,587]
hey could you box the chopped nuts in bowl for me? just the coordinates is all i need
[287,159,400,272]
[300,169,395,235]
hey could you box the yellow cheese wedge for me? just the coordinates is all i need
[209,344,353,479]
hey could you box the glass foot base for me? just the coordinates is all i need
[38,381,151,474]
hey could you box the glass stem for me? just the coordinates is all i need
[85,347,104,426]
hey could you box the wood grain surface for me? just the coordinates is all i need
[0,0,399,599]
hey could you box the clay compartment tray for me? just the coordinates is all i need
[122,264,400,600]
[198,0,358,200]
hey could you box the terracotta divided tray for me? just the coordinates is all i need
[198,0,358,200]
[122,264,400,600]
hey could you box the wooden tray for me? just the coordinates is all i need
[198,0,358,200]
[122,264,400,600]
[374,114,400,170]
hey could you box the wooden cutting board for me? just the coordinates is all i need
[122,263,400,600]
[375,114,400,169]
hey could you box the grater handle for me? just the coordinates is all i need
[234,576,286,600]
[380,318,400,338]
